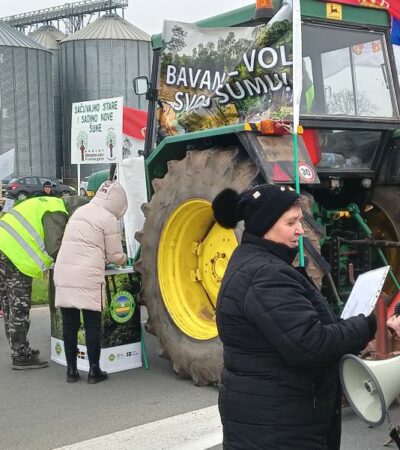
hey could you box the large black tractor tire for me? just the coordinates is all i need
[366,185,400,290]
[135,148,258,385]
[135,147,324,385]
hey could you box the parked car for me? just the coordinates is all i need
[1,177,12,197]
[1,177,13,210]
[5,176,76,201]
[79,176,90,196]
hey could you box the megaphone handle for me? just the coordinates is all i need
[389,426,400,449]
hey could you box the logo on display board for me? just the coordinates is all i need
[298,163,316,182]
[108,354,116,362]
[55,342,62,355]
[110,291,135,323]
[105,128,117,161]
[76,130,89,162]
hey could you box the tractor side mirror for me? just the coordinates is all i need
[133,76,149,95]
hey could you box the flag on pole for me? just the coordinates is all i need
[292,0,302,133]
[391,14,400,78]
[123,106,147,140]
[291,0,305,266]
[392,16,400,45]
[122,106,147,158]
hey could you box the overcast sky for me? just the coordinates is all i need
[1,0,253,35]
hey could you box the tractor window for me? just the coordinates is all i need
[316,129,381,171]
[302,24,398,119]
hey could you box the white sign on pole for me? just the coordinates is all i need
[71,97,123,165]
[0,148,15,179]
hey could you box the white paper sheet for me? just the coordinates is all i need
[340,266,390,319]
[2,197,15,213]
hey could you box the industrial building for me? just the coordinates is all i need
[0,0,151,180]
[29,25,66,177]
[0,20,56,176]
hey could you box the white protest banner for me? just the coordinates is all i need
[0,148,15,179]
[119,156,147,259]
[158,6,293,138]
[71,97,123,164]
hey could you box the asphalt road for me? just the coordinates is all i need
[1,307,400,450]
[0,307,218,450]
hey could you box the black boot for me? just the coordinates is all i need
[65,348,80,383]
[67,366,80,383]
[88,364,108,384]
[12,355,49,370]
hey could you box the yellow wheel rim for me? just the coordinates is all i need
[158,199,238,340]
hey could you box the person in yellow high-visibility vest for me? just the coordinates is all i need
[0,195,87,370]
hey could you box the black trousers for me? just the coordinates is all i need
[60,307,102,366]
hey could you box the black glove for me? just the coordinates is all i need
[365,313,377,340]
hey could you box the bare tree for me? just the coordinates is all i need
[327,89,375,115]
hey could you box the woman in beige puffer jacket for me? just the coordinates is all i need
[54,181,127,384]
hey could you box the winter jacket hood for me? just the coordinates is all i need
[91,181,128,219]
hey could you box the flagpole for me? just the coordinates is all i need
[292,0,305,266]
[77,163,81,197]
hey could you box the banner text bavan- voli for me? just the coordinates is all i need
[165,45,292,112]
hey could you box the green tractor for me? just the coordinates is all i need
[133,0,400,385]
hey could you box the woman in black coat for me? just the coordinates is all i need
[212,184,376,450]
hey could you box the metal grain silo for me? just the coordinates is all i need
[0,20,56,177]
[59,13,151,178]
[29,25,66,178]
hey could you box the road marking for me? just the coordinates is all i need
[54,405,222,450]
